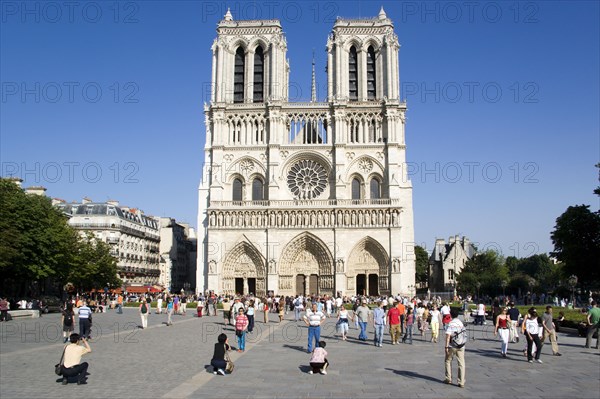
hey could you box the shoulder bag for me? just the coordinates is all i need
[55,345,67,375]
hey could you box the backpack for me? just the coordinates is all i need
[450,327,468,348]
[141,304,148,314]
[64,311,73,326]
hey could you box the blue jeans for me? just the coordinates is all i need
[403,324,413,343]
[359,322,368,340]
[295,307,302,321]
[307,326,320,352]
[117,304,123,314]
[247,315,254,332]
[374,324,384,346]
[237,331,246,351]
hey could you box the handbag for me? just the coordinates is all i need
[224,347,234,373]
[235,329,243,337]
[54,345,67,375]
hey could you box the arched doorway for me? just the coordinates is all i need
[221,242,266,297]
[278,232,334,296]
[347,237,389,296]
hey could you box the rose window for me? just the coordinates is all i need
[287,160,328,199]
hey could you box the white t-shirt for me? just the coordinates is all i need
[526,317,540,335]
[430,309,441,323]
[477,304,486,315]
[440,305,450,315]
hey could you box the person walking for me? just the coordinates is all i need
[294,296,304,322]
[507,302,520,343]
[0,298,9,322]
[373,301,386,347]
[444,308,467,388]
[303,303,326,353]
[524,308,543,363]
[235,307,249,352]
[585,300,600,349]
[387,302,402,345]
[337,305,350,341]
[61,303,75,343]
[246,300,255,333]
[221,298,230,324]
[181,295,188,315]
[355,300,371,341]
[493,307,511,357]
[139,298,150,329]
[430,305,442,343]
[116,294,123,314]
[542,306,561,356]
[156,295,163,314]
[278,297,285,322]
[77,301,92,339]
[263,298,269,324]
[475,302,486,326]
[166,297,174,326]
[197,296,205,318]
[402,307,415,344]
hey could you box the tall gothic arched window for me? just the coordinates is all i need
[232,178,243,202]
[234,47,245,103]
[367,46,376,99]
[348,46,358,101]
[370,178,381,199]
[352,177,362,200]
[253,47,264,103]
[252,178,264,201]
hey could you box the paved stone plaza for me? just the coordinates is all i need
[1,308,599,398]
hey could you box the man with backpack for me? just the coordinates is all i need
[444,308,467,388]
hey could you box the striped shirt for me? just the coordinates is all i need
[304,310,325,326]
[78,306,91,319]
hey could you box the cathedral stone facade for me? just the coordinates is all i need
[197,8,415,298]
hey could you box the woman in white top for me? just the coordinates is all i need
[337,307,350,341]
[523,308,543,363]
[429,305,442,343]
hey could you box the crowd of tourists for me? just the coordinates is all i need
[8,288,595,388]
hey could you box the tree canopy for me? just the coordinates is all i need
[414,245,429,285]
[551,205,600,287]
[0,179,121,296]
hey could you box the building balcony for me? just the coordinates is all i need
[209,198,399,209]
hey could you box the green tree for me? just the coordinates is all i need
[0,178,122,295]
[69,233,121,291]
[456,250,508,296]
[0,179,78,295]
[551,205,600,286]
[414,245,429,285]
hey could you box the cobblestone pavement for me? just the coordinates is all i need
[1,308,599,398]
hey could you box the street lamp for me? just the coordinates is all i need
[501,280,507,299]
[568,275,578,309]
[476,281,481,301]
[527,277,536,305]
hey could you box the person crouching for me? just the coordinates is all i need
[308,341,329,375]
[61,333,91,385]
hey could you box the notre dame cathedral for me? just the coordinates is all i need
[197,7,415,298]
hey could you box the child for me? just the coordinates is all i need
[308,341,329,375]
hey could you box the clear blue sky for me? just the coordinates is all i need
[1,1,598,257]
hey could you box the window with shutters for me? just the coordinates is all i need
[349,46,358,101]
[234,47,245,103]
[253,47,264,102]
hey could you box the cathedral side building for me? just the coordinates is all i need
[197,8,415,297]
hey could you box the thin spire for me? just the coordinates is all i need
[311,50,316,102]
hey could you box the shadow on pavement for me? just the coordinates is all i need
[283,344,307,352]
[386,369,440,383]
